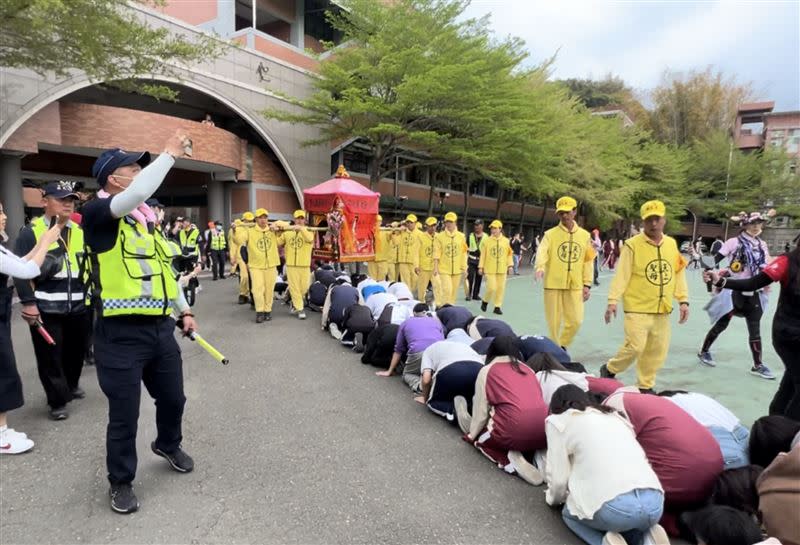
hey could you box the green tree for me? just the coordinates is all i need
[1,0,221,99]
[263,0,553,192]
[649,67,753,147]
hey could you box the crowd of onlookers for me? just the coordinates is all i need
[302,265,799,545]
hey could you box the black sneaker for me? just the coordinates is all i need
[493,307,503,315]
[353,332,365,353]
[151,442,194,473]
[465,297,472,301]
[480,301,488,312]
[255,312,265,323]
[264,312,272,321]
[49,406,69,420]
[599,364,616,379]
[639,388,655,395]
[109,483,139,514]
[71,386,86,400]
[238,295,248,305]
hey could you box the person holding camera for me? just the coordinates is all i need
[14,182,89,421]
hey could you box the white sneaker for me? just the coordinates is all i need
[329,322,343,340]
[601,532,627,545]
[454,396,471,435]
[298,311,306,320]
[0,428,34,454]
[642,524,670,545]
[508,450,543,486]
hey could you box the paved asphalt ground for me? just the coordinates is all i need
[0,272,583,545]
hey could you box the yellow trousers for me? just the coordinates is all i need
[250,267,277,313]
[607,313,671,390]
[285,265,310,312]
[387,263,398,282]
[368,261,388,281]
[238,261,250,297]
[482,273,507,309]
[439,273,462,306]
[416,269,442,305]
[543,289,585,348]
[398,263,416,289]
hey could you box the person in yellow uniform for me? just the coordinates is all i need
[479,220,513,315]
[415,217,442,305]
[278,210,314,320]
[231,212,254,305]
[602,200,690,393]
[534,196,595,348]
[243,208,280,323]
[368,215,389,281]
[387,222,401,282]
[433,212,468,306]
[397,214,419,288]
[227,220,238,275]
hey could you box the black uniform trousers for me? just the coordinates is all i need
[210,249,226,280]
[467,259,482,300]
[0,287,24,413]
[94,315,186,485]
[29,311,88,409]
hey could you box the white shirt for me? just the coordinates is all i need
[388,303,412,325]
[0,246,41,279]
[545,408,663,519]
[446,328,473,346]
[365,292,398,320]
[665,392,740,432]
[387,282,413,300]
[421,341,483,373]
[535,370,589,405]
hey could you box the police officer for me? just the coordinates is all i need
[208,221,227,280]
[15,181,89,421]
[466,219,486,301]
[177,216,200,272]
[83,131,198,514]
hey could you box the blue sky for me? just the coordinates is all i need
[463,0,800,111]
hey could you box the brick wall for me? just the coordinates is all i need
[255,188,298,214]
[254,35,318,71]
[250,145,292,186]
[158,0,217,26]
[231,187,250,214]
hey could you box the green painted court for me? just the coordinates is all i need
[458,265,780,427]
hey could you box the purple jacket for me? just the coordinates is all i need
[394,316,444,355]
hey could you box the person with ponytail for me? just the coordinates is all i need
[705,234,800,420]
[454,336,548,485]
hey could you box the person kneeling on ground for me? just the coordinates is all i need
[321,277,358,339]
[340,303,375,351]
[361,323,400,369]
[517,334,571,364]
[446,328,474,346]
[467,315,515,340]
[527,353,623,405]
[604,388,724,536]
[545,384,669,545]
[679,505,764,545]
[376,303,444,393]
[415,340,484,417]
[456,336,548,485]
[658,390,751,469]
[436,304,473,335]
[307,280,328,312]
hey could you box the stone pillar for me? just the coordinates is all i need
[290,0,305,49]
[207,175,225,222]
[0,153,26,247]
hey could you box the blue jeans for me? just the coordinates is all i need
[562,488,664,545]
[709,424,750,469]
[512,254,521,275]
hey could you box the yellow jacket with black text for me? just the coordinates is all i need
[534,224,595,290]
[608,233,689,314]
[479,235,513,274]
[278,227,314,268]
[434,230,468,274]
[244,225,280,269]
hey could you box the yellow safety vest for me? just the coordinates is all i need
[29,216,87,314]
[245,226,280,269]
[434,230,468,275]
[279,228,314,268]
[537,224,595,290]
[179,228,200,256]
[209,230,226,251]
[613,233,687,314]
[91,217,178,317]
[479,235,513,274]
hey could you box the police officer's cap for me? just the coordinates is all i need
[92,148,151,187]
[145,198,163,208]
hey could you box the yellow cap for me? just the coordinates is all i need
[489,220,503,229]
[242,211,255,221]
[640,200,666,219]
[234,219,242,225]
[444,212,457,222]
[405,214,417,223]
[255,208,269,218]
[376,214,382,222]
[556,196,577,213]
[293,209,306,219]
[425,217,437,226]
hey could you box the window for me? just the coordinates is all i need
[343,149,369,174]
[235,0,254,31]
[788,128,800,154]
